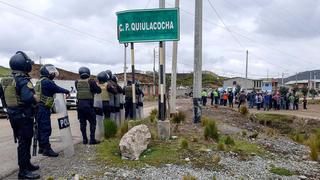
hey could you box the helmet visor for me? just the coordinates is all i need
[46,65,59,77]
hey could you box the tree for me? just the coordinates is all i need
[301,86,308,96]
[309,88,318,99]
[279,86,289,96]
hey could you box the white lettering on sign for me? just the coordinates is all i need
[119,21,174,32]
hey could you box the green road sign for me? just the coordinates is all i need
[117,8,180,43]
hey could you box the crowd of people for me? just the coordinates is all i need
[201,88,308,111]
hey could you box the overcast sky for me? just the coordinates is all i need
[0,0,320,79]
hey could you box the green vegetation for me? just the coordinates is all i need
[118,121,128,138]
[128,118,150,128]
[254,113,294,134]
[104,119,117,138]
[217,142,225,151]
[290,133,305,143]
[149,108,158,123]
[224,136,235,146]
[180,138,189,149]
[239,106,249,115]
[212,154,221,165]
[167,72,224,87]
[0,66,10,77]
[270,166,294,176]
[171,111,186,132]
[231,140,265,156]
[306,134,319,161]
[204,119,219,141]
[182,175,197,180]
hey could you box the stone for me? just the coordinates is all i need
[157,120,171,140]
[298,175,307,179]
[119,124,151,160]
[185,157,190,161]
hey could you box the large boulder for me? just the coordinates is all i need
[119,124,151,160]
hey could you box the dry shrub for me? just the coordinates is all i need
[180,138,189,149]
[239,106,249,115]
[204,120,219,141]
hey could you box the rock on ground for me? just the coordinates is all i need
[119,124,151,160]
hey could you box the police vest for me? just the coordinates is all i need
[0,77,23,107]
[124,85,132,98]
[98,83,109,101]
[76,79,93,100]
[35,77,54,108]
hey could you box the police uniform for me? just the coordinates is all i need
[107,79,118,121]
[98,82,110,118]
[136,83,144,119]
[1,51,40,179]
[76,77,101,144]
[124,82,133,119]
[35,76,69,156]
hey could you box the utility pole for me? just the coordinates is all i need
[245,50,248,79]
[170,0,179,115]
[314,72,316,89]
[281,72,284,86]
[193,0,203,123]
[295,72,298,85]
[153,48,156,96]
[124,43,128,86]
[159,0,166,117]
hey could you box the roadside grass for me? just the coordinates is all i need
[269,166,294,176]
[253,113,294,134]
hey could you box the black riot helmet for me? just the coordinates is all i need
[111,74,118,83]
[127,80,132,86]
[97,71,109,83]
[40,64,59,80]
[78,67,90,79]
[9,51,34,73]
[105,70,112,80]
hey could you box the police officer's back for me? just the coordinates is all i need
[97,71,110,118]
[124,80,133,119]
[35,64,69,157]
[76,67,101,144]
[0,51,40,179]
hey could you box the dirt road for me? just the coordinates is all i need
[0,103,155,178]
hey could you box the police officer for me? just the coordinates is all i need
[76,67,101,144]
[106,70,118,121]
[97,71,110,118]
[112,75,122,126]
[1,51,40,179]
[124,80,133,119]
[35,64,69,157]
[135,80,144,119]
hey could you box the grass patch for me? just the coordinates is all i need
[239,106,249,115]
[171,111,186,132]
[149,108,158,123]
[254,113,294,134]
[182,175,197,180]
[180,138,189,149]
[224,136,235,146]
[270,166,294,176]
[104,119,117,138]
[96,139,186,168]
[231,140,265,156]
[204,119,219,141]
[117,121,128,138]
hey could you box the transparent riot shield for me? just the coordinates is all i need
[115,93,121,127]
[109,93,115,121]
[137,94,144,119]
[94,94,104,141]
[54,93,74,157]
[120,93,125,123]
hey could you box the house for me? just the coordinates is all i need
[223,77,278,92]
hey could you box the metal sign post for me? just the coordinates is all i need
[130,42,136,120]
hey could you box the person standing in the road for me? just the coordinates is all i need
[213,89,219,105]
[303,95,307,110]
[76,67,101,145]
[238,90,247,108]
[228,91,234,108]
[35,64,69,157]
[0,51,40,179]
[201,89,208,106]
[97,71,110,118]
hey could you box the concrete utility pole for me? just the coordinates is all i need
[130,43,136,119]
[124,43,128,86]
[193,0,203,123]
[245,50,248,79]
[314,72,316,89]
[170,0,179,115]
[159,0,166,115]
[153,48,156,96]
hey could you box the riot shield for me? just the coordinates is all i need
[137,94,144,119]
[54,93,74,157]
[115,93,121,127]
[120,93,125,123]
[94,94,104,141]
[109,93,115,121]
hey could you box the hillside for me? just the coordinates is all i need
[167,72,224,88]
[0,66,10,77]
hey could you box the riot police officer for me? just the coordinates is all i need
[124,80,133,119]
[106,70,118,121]
[112,75,122,126]
[0,51,40,179]
[135,81,144,119]
[76,67,101,144]
[35,64,69,157]
[97,71,110,118]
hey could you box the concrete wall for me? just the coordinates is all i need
[223,77,254,90]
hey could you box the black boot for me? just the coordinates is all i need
[89,139,100,145]
[27,163,40,171]
[83,138,88,144]
[38,148,43,154]
[18,169,40,179]
[42,148,59,157]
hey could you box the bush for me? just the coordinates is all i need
[217,142,225,151]
[201,116,210,127]
[150,129,157,140]
[270,166,293,176]
[204,120,219,141]
[306,134,319,161]
[239,106,249,115]
[171,111,186,132]
[291,133,305,143]
[224,136,235,146]
[241,130,247,137]
[212,154,221,165]
[180,138,189,149]
[104,119,117,138]
[149,108,158,123]
[118,121,128,138]
[182,175,197,180]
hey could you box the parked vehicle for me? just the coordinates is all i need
[66,93,77,110]
[0,99,7,118]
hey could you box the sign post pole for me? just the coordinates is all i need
[159,41,165,121]
[130,42,136,120]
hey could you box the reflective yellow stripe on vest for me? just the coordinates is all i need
[98,83,109,101]
[76,79,93,100]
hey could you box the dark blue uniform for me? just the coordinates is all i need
[75,79,101,143]
[7,73,37,171]
[37,78,69,150]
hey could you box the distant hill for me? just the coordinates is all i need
[282,70,320,83]
[168,72,224,88]
[0,64,81,80]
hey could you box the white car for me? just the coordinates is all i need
[0,99,7,118]
[66,93,77,110]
